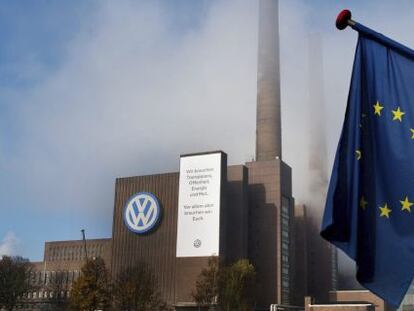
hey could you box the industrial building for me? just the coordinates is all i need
[110,0,297,307]
[22,239,112,310]
[24,0,339,310]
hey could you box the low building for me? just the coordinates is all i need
[304,290,395,311]
[20,239,111,310]
[329,290,394,311]
[305,296,374,311]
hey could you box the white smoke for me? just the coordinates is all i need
[0,232,21,257]
[1,0,258,219]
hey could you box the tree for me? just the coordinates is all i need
[192,257,219,307]
[193,258,256,311]
[0,255,34,311]
[112,262,167,311]
[69,257,111,311]
[218,259,256,311]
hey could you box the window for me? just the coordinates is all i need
[30,271,35,284]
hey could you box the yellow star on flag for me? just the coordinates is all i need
[360,196,368,210]
[373,101,384,116]
[392,107,405,122]
[379,203,391,218]
[410,128,414,139]
[355,150,361,160]
[400,196,413,212]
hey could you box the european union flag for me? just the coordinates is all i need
[321,22,414,308]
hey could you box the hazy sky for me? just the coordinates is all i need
[2,0,414,262]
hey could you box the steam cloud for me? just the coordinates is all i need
[0,232,21,257]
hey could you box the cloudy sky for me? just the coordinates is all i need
[2,0,414,263]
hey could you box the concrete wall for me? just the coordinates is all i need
[305,296,375,311]
[329,290,393,311]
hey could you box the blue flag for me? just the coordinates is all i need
[321,22,414,308]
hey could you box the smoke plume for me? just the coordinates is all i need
[0,232,21,257]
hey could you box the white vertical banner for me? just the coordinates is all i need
[176,152,223,257]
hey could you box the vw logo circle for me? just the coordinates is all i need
[193,239,202,248]
[123,192,162,234]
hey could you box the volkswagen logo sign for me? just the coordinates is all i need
[123,192,162,234]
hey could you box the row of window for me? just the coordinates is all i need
[47,244,104,261]
[25,290,70,300]
[30,270,81,285]
[331,246,338,290]
[282,287,290,305]
[281,197,291,304]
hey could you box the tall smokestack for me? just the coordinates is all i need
[256,0,282,161]
[305,34,338,300]
[308,34,328,186]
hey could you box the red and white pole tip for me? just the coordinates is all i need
[336,9,355,30]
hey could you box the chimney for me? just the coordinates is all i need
[307,34,328,183]
[256,0,282,161]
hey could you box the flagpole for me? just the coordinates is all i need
[335,9,414,59]
[81,229,88,262]
[336,10,356,30]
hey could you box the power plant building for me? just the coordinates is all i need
[112,0,297,306]
[25,0,339,310]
